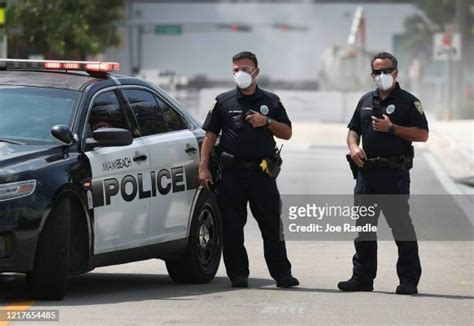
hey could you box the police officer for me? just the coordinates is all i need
[199,51,299,288]
[338,52,429,295]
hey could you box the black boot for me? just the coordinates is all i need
[276,276,299,288]
[396,284,418,295]
[231,277,248,288]
[337,278,373,292]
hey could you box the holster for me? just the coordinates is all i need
[262,153,283,178]
[346,154,358,179]
[209,145,224,191]
[217,150,283,179]
[345,148,414,178]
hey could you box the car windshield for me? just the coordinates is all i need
[0,86,80,145]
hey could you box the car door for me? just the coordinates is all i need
[121,88,199,245]
[84,90,151,254]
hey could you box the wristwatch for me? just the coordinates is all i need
[388,123,396,134]
[266,117,273,126]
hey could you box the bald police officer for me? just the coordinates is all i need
[199,51,299,288]
[338,52,429,295]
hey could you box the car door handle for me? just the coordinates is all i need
[185,144,197,154]
[133,153,148,162]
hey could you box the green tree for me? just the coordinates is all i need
[6,0,124,59]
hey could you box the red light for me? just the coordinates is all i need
[0,59,120,74]
[231,24,239,32]
[85,62,120,72]
[44,62,62,69]
[83,181,91,189]
[85,63,100,71]
[63,62,80,70]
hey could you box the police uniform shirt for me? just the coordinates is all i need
[347,83,429,157]
[202,86,291,160]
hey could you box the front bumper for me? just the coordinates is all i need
[0,229,37,272]
[0,197,47,272]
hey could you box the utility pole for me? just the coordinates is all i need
[453,0,466,118]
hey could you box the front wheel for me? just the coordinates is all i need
[26,198,70,300]
[166,192,222,283]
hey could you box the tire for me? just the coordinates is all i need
[27,198,71,300]
[166,192,222,283]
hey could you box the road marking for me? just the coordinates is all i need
[424,151,474,225]
[0,301,35,326]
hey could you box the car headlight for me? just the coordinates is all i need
[0,180,37,202]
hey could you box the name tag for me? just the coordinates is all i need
[362,107,372,111]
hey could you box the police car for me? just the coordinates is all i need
[0,59,222,300]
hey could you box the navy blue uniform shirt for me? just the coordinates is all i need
[347,83,429,157]
[202,86,291,160]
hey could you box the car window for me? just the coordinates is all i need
[154,95,189,131]
[123,89,168,136]
[0,86,79,144]
[88,91,129,134]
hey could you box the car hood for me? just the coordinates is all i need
[0,142,63,170]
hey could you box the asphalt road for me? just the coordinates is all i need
[1,93,473,325]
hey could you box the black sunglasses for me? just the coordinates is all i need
[372,67,396,75]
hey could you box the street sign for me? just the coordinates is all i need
[154,25,182,35]
[433,32,461,61]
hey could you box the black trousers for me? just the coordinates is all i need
[352,168,421,286]
[216,165,292,281]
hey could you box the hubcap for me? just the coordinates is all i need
[197,205,218,266]
[199,224,210,247]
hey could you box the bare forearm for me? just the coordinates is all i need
[347,130,360,150]
[392,125,428,142]
[268,121,292,140]
[200,132,218,168]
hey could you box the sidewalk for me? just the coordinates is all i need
[427,119,474,182]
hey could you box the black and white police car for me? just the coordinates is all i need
[0,59,222,300]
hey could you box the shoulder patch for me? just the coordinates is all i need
[414,101,424,115]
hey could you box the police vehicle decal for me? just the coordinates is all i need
[91,164,197,208]
[102,157,133,171]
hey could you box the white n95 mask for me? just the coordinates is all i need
[234,71,253,89]
[374,72,394,91]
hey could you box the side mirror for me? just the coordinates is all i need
[50,125,75,145]
[84,128,133,151]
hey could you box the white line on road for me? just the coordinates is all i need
[424,151,474,225]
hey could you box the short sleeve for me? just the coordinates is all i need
[347,98,363,134]
[408,98,429,131]
[202,99,222,135]
[274,98,292,127]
